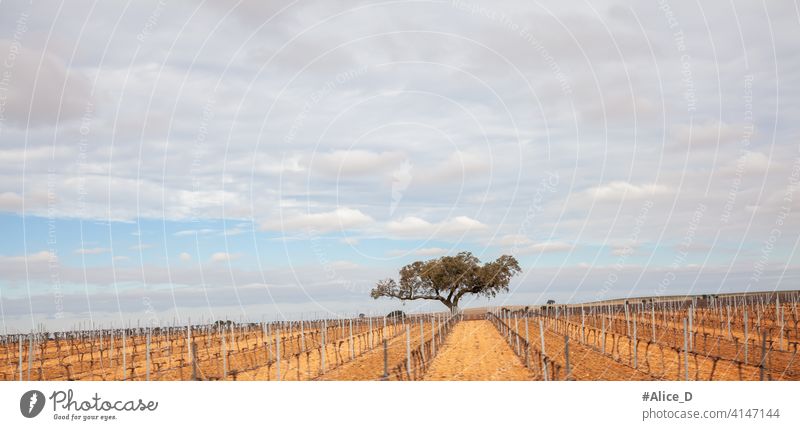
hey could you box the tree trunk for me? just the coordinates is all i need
[447,299,460,314]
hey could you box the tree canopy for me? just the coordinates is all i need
[370,252,521,312]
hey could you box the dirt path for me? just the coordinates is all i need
[423,320,534,380]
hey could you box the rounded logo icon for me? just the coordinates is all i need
[20,390,45,418]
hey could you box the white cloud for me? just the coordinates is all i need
[0,0,798,325]
[491,235,571,254]
[416,151,490,184]
[609,239,639,256]
[520,241,572,254]
[611,247,633,256]
[670,121,744,149]
[0,192,24,211]
[386,216,431,236]
[328,260,361,270]
[179,252,192,262]
[579,93,657,123]
[0,191,49,212]
[74,247,110,255]
[210,252,238,263]
[720,151,771,176]
[386,215,487,238]
[261,207,374,233]
[493,234,533,247]
[587,181,672,202]
[0,251,57,264]
[173,229,217,237]
[223,223,251,236]
[0,40,92,127]
[310,150,405,177]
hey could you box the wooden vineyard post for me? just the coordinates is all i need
[524,314,530,367]
[581,307,585,343]
[539,319,548,381]
[99,330,104,370]
[146,328,151,381]
[601,316,606,355]
[382,339,389,380]
[775,296,780,346]
[524,314,530,345]
[260,322,267,364]
[349,319,354,360]
[503,310,509,339]
[744,308,749,364]
[564,335,571,380]
[300,319,305,352]
[405,325,411,380]
[726,304,732,340]
[18,339,22,381]
[186,323,191,381]
[222,328,227,380]
[633,312,638,369]
[276,326,281,381]
[757,308,761,335]
[550,306,560,333]
[651,303,656,343]
[321,320,327,374]
[110,331,114,373]
[266,323,272,363]
[779,307,784,351]
[27,333,33,381]
[431,316,436,357]
[760,329,766,381]
[368,316,373,349]
[689,304,694,351]
[191,342,198,380]
[439,313,444,344]
[122,327,127,381]
[683,318,689,381]
[624,303,630,336]
[514,314,520,355]
[419,319,425,360]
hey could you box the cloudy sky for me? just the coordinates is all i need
[0,0,798,332]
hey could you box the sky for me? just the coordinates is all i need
[0,0,798,333]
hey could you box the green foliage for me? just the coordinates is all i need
[371,252,521,311]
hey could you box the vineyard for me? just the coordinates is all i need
[1,290,798,381]
[490,290,800,381]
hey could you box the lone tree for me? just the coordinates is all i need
[370,252,521,313]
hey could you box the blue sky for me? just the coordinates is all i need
[0,0,799,332]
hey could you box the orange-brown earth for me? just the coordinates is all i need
[3,295,798,381]
[423,320,533,380]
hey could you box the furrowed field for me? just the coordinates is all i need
[2,291,798,381]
